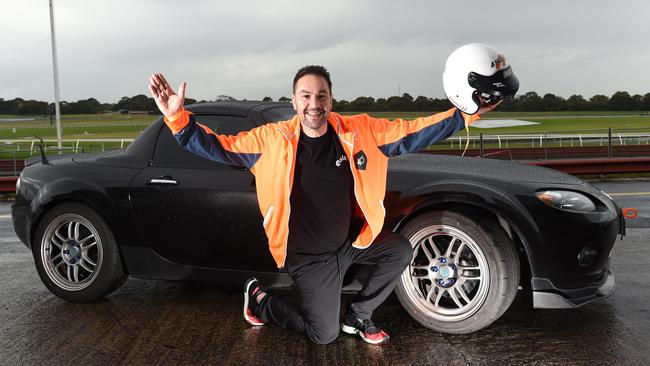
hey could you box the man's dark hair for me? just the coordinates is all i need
[292,65,332,94]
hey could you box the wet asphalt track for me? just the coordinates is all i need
[0,179,648,365]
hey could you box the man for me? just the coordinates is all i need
[148,66,499,344]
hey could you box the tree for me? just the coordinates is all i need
[643,93,650,110]
[349,96,376,111]
[517,91,544,111]
[262,96,273,102]
[334,99,350,111]
[414,96,434,111]
[542,93,565,111]
[589,94,609,111]
[608,91,633,110]
[278,96,291,103]
[386,96,404,111]
[631,94,644,110]
[401,93,414,111]
[566,95,588,111]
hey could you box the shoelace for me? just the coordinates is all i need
[360,319,380,334]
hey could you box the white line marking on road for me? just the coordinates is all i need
[0,214,12,219]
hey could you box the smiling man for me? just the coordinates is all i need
[149,65,498,344]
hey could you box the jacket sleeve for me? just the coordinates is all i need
[363,108,480,157]
[163,108,267,169]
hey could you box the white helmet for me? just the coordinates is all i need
[443,43,519,115]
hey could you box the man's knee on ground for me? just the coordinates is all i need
[306,323,339,345]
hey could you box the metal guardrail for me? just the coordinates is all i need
[528,157,650,174]
[0,177,17,193]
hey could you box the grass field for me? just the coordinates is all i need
[0,111,649,153]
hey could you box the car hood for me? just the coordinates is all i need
[389,154,584,185]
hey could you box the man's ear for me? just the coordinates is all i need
[291,94,297,111]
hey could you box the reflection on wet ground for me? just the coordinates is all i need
[1,204,648,365]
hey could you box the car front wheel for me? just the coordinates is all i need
[395,210,520,334]
[32,203,127,302]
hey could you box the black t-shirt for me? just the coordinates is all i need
[287,123,355,257]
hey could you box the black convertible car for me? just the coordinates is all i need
[12,102,624,334]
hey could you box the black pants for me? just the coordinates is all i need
[257,231,412,344]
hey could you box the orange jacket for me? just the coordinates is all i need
[165,108,479,268]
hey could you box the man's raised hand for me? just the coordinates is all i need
[148,73,186,118]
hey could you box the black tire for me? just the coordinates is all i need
[32,202,127,302]
[395,210,520,334]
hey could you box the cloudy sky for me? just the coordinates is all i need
[2,0,649,103]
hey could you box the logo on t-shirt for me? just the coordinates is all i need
[354,151,367,170]
[335,155,348,167]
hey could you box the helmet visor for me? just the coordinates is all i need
[468,66,520,98]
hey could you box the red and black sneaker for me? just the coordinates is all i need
[243,277,266,326]
[341,312,390,344]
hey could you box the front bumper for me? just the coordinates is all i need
[532,270,616,309]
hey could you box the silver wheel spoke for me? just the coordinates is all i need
[426,285,435,302]
[458,265,480,271]
[82,242,97,251]
[74,222,81,240]
[55,230,66,243]
[445,238,457,258]
[452,243,466,264]
[79,260,93,273]
[51,253,62,262]
[456,285,472,304]
[78,235,94,246]
[50,238,62,249]
[449,288,464,308]
[82,253,97,267]
[420,242,435,261]
[461,273,481,280]
[67,222,74,240]
[427,237,442,258]
[55,260,66,269]
[434,288,446,307]
[66,265,73,282]
[73,265,79,282]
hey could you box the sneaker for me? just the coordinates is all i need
[341,312,390,344]
[243,277,266,326]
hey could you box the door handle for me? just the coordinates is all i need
[147,176,179,185]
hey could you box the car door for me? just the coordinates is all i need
[129,114,277,272]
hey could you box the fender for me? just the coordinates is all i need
[27,175,140,250]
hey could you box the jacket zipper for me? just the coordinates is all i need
[277,127,295,267]
[337,124,372,249]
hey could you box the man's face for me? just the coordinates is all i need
[292,74,333,133]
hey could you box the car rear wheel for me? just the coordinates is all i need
[32,203,127,302]
[395,210,520,334]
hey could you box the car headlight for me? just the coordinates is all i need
[536,190,597,212]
